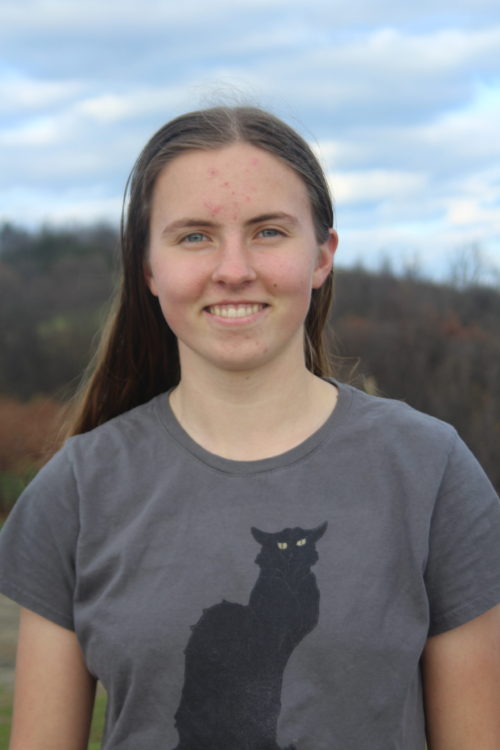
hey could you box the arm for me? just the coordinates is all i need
[9,607,97,750]
[422,603,500,750]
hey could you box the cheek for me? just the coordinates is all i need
[148,257,205,305]
[271,256,317,297]
[152,275,196,338]
[146,261,203,335]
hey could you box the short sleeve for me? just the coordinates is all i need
[0,447,79,630]
[425,431,500,636]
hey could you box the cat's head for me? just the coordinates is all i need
[251,522,327,572]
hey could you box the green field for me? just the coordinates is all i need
[0,688,10,749]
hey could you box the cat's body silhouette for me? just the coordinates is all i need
[172,522,327,750]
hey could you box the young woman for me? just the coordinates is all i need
[1,106,499,750]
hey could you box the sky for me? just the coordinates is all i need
[1,0,499,282]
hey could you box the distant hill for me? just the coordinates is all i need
[1,222,499,511]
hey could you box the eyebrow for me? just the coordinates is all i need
[161,212,299,237]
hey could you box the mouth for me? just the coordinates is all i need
[205,303,268,319]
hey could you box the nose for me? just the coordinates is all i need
[211,236,257,286]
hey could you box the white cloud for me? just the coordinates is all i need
[311,79,500,179]
[2,0,499,36]
[0,73,82,114]
[329,169,428,205]
[417,90,500,162]
[0,185,122,227]
[74,87,190,123]
[0,0,295,33]
[255,25,500,121]
[0,117,63,147]
[446,199,500,228]
[442,164,500,234]
[75,95,134,124]
[339,26,500,72]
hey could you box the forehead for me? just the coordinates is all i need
[152,142,310,207]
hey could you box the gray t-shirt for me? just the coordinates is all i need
[1,381,500,749]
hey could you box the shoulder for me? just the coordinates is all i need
[65,392,167,463]
[4,395,167,513]
[331,381,494,498]
[336,380,457,454]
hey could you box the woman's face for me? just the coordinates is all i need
[145,142,337,377]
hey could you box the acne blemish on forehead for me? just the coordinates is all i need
[208,168,219,177]
[250,157,260,166]
[204,200,222,216]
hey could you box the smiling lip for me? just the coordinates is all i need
[205,303,268,319]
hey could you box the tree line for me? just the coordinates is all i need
[0,222,499,514]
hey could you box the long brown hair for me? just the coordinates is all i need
[63,106,336,437]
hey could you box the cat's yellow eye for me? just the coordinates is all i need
[296,538,307,546]
[277,542,288,550]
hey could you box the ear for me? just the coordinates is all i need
[312,229,338,289]
[143,257,159,297]
[251,527,270,545]
[309,521,328,543]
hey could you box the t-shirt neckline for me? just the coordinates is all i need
[154,379,353,475]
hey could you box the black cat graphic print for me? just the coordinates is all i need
[172,522,328,750]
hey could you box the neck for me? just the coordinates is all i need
[169,354,337,461]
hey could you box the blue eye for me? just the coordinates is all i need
[258,228,281,238]
[182,232,208,243]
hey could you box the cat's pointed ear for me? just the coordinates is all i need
[309,521,328,543]
[251,527,270,545]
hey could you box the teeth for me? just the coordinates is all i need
[209,304,263,318]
